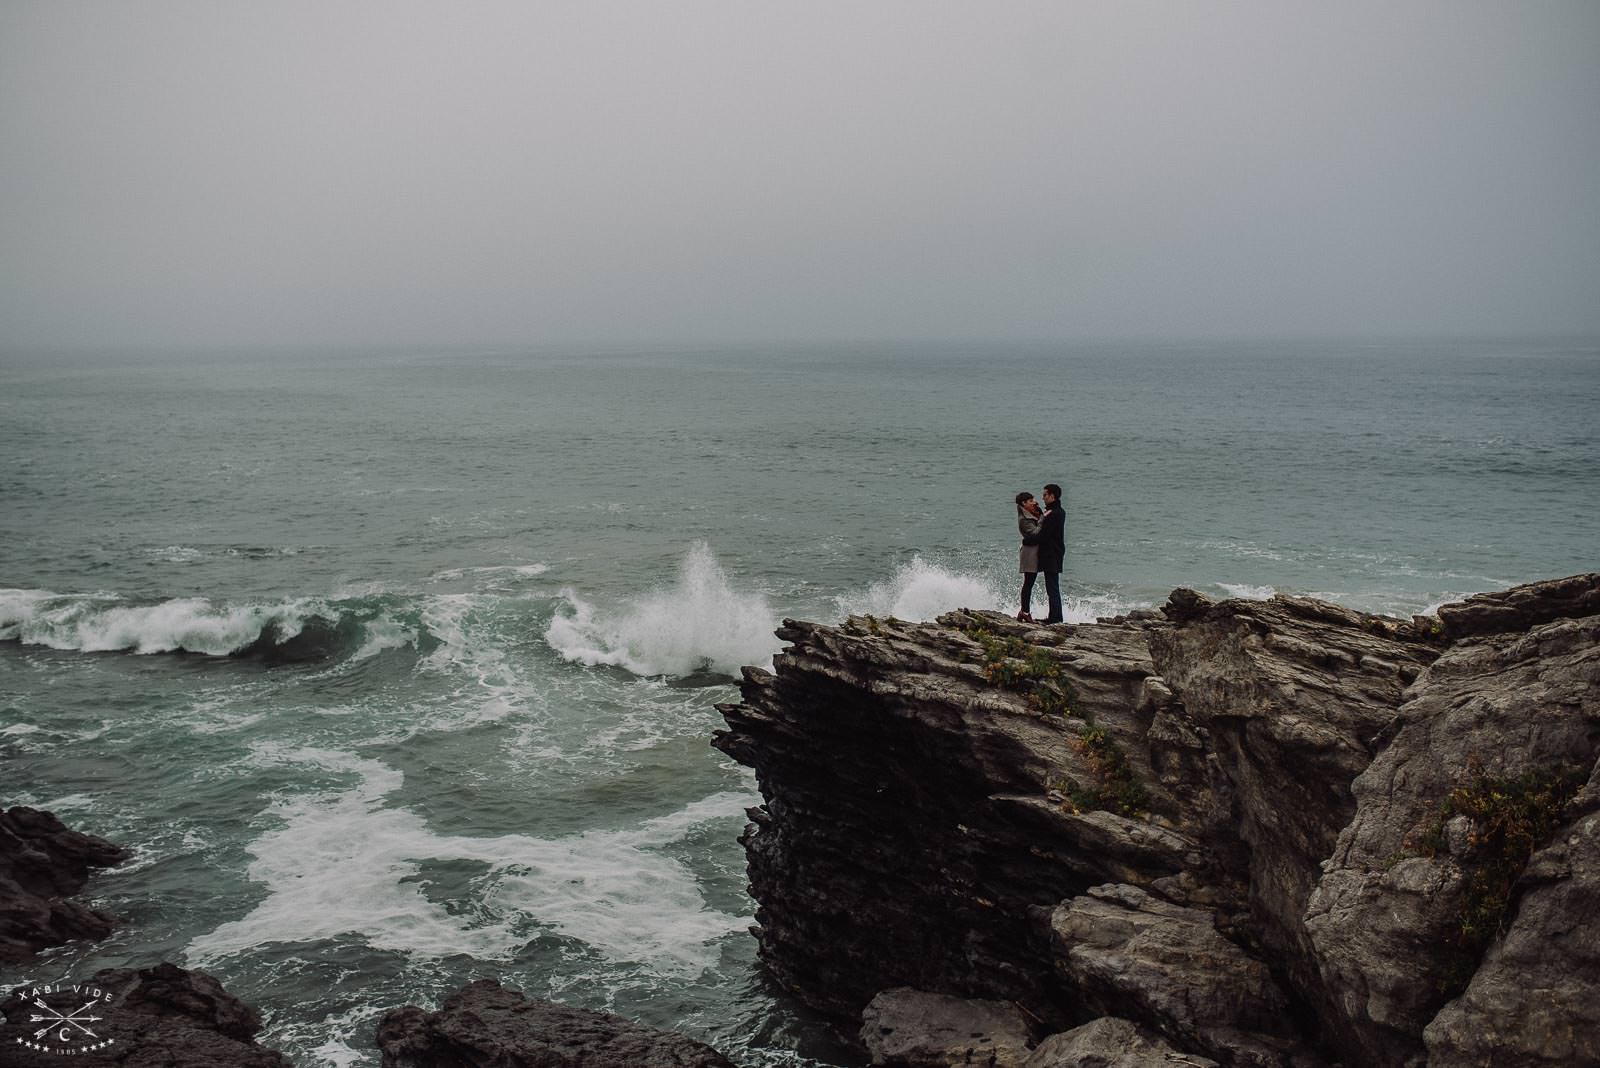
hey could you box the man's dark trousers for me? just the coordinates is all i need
[1043,572,1063,624]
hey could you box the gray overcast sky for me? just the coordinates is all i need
[2,1,1597,349]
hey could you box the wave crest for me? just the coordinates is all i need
[0,588,402,660]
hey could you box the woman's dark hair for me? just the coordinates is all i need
[1015,491,1034,506]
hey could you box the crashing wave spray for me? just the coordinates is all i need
[544,542,781,677]
[833,556,1004,621]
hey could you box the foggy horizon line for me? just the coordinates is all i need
[5,330,1599,360]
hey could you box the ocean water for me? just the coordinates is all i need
[1,338,1596,1065]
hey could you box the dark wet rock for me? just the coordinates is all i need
[860,987,1034,1067]
[714,610,1182,1026]
[0,961,290,1067]
[715,575,1600,1068]
[376,978,736,1068]
[0,806,130,963]
[1024,1016,1219,1068]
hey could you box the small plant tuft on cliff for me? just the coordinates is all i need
[1411,615,1447,642]
[958,622,1146,817]
[1412,757,1583,995]
[1029,680,1075,718]
[962,626,1082,721]
[1063,722,1149,818]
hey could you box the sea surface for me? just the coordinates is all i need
[2,338,1596,1065]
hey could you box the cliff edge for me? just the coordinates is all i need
[714,573,1600,1067]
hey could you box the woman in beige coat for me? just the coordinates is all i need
[1015,491,1042,622]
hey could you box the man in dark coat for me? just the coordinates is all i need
[1034,483,1066,623]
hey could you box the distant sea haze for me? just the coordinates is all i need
[2,338,1596,1066]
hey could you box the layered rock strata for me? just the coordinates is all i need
[715,573,1600,1067]
[0,806,129,963]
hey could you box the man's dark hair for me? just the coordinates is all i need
[1044,483,1062,499]
[1015,491,1034,505]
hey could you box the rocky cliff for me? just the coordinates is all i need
[714,573,1600,1067]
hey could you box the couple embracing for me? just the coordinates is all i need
[1014,483,1064,624]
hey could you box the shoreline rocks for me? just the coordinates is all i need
[0,962,291,1067]
[716,573,1600,1067]
[376,979,738,1068]
[0,806,129,964]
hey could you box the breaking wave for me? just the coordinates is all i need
[0,588,421,661]
[544,542,781,678]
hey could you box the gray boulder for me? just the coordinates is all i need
[860,987,1034,1067]
[1435,571,1600,639]
[1047,884,1307,1068]
[1025,1017,1219,1068]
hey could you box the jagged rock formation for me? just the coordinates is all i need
[0,962,291,1067]
[376,979,738,1068]
[715,573,1600,1067]
[1305,605,1600,1066]
[0,806,129,963]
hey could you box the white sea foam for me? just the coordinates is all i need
[1059,589,1141,623]
[834,557,1003,621]
[1217,582,1276,601]
[416,594,532,724]
[267,1005,372,1068]
[545,542,780,677]
[188,747,751,977]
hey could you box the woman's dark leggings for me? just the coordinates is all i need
[1020,572,1037,613]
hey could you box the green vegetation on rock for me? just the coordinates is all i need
[958,620,1147,818]
[1413,758,1584,995]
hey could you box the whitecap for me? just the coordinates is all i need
[431,564,550,583]
[145,545,205,563]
